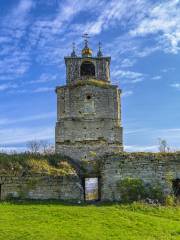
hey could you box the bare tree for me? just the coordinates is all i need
[27,140,55,154]
[44,144,55,154]
[158,138,170,152]
[27,140,41,153]
[39,140,49,153]
[39,140,55,154]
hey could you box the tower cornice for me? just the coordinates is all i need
[64,56,111,61]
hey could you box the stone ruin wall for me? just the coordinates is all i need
[0,153,179,202]
[100,153,180,201]
[0,175,84,201]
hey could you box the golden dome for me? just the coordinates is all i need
[82,47,92,57]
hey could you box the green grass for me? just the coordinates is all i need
[0,202,180,240]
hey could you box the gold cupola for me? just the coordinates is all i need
[82,47,92,57]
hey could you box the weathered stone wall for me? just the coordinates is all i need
[56,142,123,162]
[100,153,180,201]
[0,153,179,202]
[56,84,121,122]
[0,175,84,201]
[55,83,123,160]
[65,57,111,85]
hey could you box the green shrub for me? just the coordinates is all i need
[117,178,146,203]
[117,178,164,203]
[164,195,176,206]
[145,183,164,201]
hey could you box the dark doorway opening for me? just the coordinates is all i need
[80,61,95,76]
[84,177,100,202]
[172,179,180,197]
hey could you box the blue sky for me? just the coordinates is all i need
[0,0,180,152]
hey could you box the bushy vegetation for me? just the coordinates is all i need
[0,202,179,240]
[117,178,164,203]
[0,153,77,176]
[104,151,180,160]
[76,79,113,88]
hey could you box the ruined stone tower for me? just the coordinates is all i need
[55,37,123,162]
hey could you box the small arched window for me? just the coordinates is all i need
[80,61,95,77]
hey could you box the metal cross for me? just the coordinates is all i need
[82,33,90,40]
[82,33,90,47]
[72,42,75,51]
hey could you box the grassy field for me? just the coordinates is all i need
[0,202,179,240]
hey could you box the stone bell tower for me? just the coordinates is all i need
[55,36,123,162]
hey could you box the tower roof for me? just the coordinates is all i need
[82,33,92,57]
[67,35,108,59]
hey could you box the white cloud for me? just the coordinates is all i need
[0,0,34,80]
[0,84,11,91]
[3,0,34,33]
[1,0,179,84]
[111,66,163,87]
[125,128,150,135]
[130,0,180,54]
[171,83,180,90]
[120,58,136,68]
[0,146,27,153]
[74,0,148,36]
[28,73,57,84]
[125,145,158,152]
[130,78,144,84]
[33,87,54,93]
[136,46,160,57]
[8,86,55,94]
[0,112,56,126]
[28,0,104,62]
[0,127,54,145]
[122,90,133,97]
[0,83,17,91]
[161,68,175,73]
[112,70,145,85]
[124,127,180,150]
[152,76,162,80]
[15,0,34,13]
[112,70,144,79]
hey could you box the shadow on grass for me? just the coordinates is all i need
[0,199,121,207]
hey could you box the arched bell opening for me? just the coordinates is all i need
[80,61,95,77]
